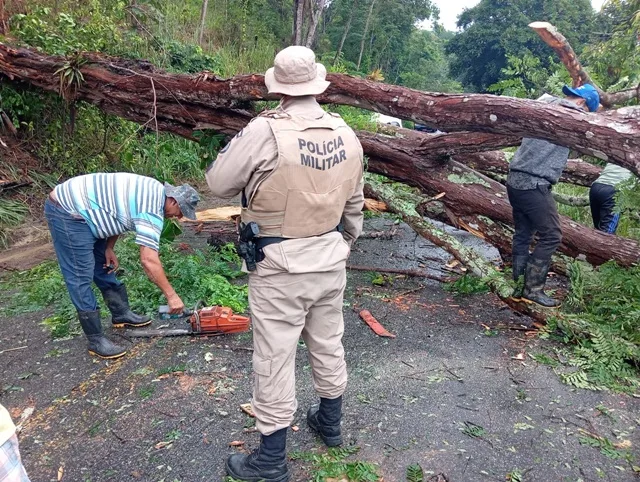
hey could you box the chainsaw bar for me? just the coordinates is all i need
[122,328,193,338]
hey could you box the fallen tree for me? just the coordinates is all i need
[1,44,638,268]
[460,151,602,187]
[0,44,639,174]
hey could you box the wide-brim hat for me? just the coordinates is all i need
[265,46,330,97]
[164,182,199,220]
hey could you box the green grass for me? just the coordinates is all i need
[0,236,248,339]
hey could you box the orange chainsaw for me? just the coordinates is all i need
[124,302,250,338]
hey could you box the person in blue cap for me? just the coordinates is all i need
[507,84,600,307]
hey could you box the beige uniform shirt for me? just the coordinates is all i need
[206,96,364,245]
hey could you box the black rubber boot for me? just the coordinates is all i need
[226,428,290,482]
[522,256,560,308]
[511,255,529,300]
[100,284,151,328]
[307,395,343,447]
[78,310,127,359]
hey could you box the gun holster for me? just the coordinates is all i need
[237,221,260,271]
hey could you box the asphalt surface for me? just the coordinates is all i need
[1,216,638,482]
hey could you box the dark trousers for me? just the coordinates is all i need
[44,199,122,312]
[507,184,562,260]
[589,182,620,234]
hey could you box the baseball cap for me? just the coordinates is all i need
[265,46,330,97]
[562,84,600,112]
[164,182,200,220]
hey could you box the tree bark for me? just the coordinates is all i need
[198,0,210,46]
[305,0,326,48]
[334,0,358,65]
[293,0,305,45]
[461,150,602,187]
[1,45,639,267]
[1,44,638,173]
[361,132,640,267]
[357,0,376,70]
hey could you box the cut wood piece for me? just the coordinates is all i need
[359,309,396,338]
[240,403,255,417]
[181,206,241,222]
[363,198,387,212]
[528,22,593,91]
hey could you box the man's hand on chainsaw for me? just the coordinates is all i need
[167,293,185,314]
[105,248,119,274]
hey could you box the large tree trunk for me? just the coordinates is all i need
[460,151,602,187]
[360,132,640,267]
[0,45,638,268]
[334,0,358,65]
[357,0,376,70]
[1,45,638,173]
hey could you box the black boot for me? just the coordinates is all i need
[78,310,127,359]
[226,428,290,482]
[307,395,343,447]
[100,284,151,328]
[523,256,560,308]
[511,255,529,300]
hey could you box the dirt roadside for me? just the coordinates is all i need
[1,213,638,482]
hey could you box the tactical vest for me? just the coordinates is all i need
[241,110,363,238]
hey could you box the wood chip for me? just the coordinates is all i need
[240,403,255,417]
[229,440,245,447]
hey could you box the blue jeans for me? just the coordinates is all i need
[44,199,121,312]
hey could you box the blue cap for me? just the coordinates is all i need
[562,84,600,112]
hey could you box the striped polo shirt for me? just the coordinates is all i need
[54,173,166,251]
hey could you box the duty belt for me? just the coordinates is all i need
[254,226,343,251]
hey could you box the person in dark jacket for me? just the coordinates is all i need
[507,84,600,307]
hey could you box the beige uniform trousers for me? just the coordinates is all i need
[249,232,350,435]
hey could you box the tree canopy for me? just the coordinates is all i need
[445,0,596,91]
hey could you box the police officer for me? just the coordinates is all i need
[206,46,364,482]
[507,84,600,307]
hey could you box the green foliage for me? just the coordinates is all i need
[290,446,380,482]
[405,464,424,482]
[577,431,633,461]
[445,274,490,295]
[487,53,571,99]
[544,261,640,392]
[0,237,248,338]
[11,5,131,56]
[460,421,486,438]
[446,0,595,91]
[582,0,640,90]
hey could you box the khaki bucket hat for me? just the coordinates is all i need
[265,46,330,96]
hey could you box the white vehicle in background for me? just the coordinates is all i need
[373,113,402,127]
